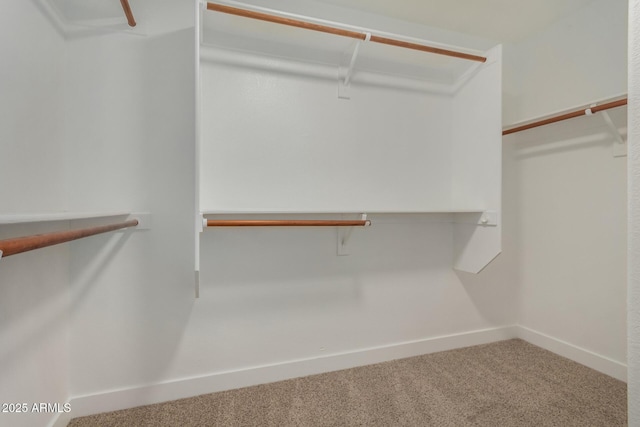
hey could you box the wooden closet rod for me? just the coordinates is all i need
[206,3,487,63]
[0,219,139,258]
[502,98,628,136]
[120,0,136,27]
[206,219,371,227]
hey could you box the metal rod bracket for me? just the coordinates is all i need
[338,213,369,255]
[598,110,627,157]
[453,211,498,227]
[338,34,369,99]
[478,211,498,226]
[198,214,206,232]
[128,212,151,230]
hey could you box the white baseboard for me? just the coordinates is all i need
[58,324,626,425]
[516,325,627,382]
[65,326,518,421]
[48,411,72,427]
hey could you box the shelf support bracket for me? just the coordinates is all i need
[337,213,369,255]
[127,212,151,230]
[478,211,498,226]
[601,110,626,157]
[338,33,370,99]
[453,211,498,227]
[585,105,626,157]
[198,213,206,233]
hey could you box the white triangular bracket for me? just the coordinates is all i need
[338,33,370,99]
[337,214,369,255]
[601,110,626,158]
[585,105,626,157]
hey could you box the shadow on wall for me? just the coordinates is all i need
[505,107,627,160]
[455,138,523,326]
[469,105,628,334]
[65,25,197,396]
[0,222,71,379]
[199,220,455,314]
[67,221,194,388]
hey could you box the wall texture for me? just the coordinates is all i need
[504,111,627,374]
[199,56,453,212]
[501,0,628,377]
[0,0,67,212]
[0,2,70,427]
[502,0,628,126]
[68,0,516,417]
[1,1,632,425]
[64,29,196,398]
[628,0,639,423]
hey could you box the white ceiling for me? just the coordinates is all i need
[43,0,195,35]
[44,0,599,42]
[311,0,598,43]
[49,0,123,22]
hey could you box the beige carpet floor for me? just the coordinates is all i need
[69,339,627,426]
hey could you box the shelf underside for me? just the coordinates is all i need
[201,7,483,86]
[0,212,130,225]
[202,210,487,217]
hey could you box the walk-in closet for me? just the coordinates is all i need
[1,0,638,426]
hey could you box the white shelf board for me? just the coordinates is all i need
[0,212,130,225]
[201,2,483,86]
[202,209,485,215]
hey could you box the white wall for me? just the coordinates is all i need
[64,28,196,399]
[182,0,513,406]
[2,0,631,424]
[200,55,453,213]
[628,0,639,423]
[68,0,515,415]
[504,111,627,372]
[0,0,68,213]
[0,2,70,427]
[3,3,196,421]
[0,223,70,427]
[503,0,628,126]
[501,0,628,376]
[184,216,515,374]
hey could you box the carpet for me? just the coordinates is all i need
[68,339,627,426]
